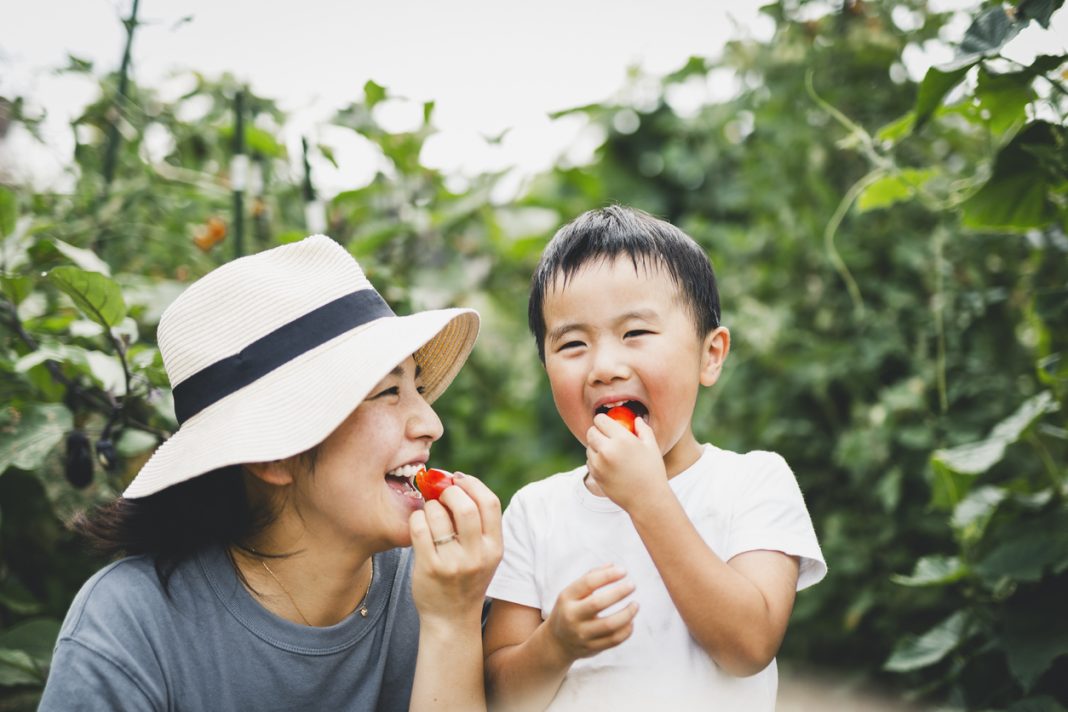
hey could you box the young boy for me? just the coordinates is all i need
[484,206,826,711]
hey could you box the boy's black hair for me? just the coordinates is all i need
[528,205,721,362]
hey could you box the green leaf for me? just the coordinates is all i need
[961,121,1063,231]
[48,266,126,328]
[875,112,915,145]
[891,555,968,587]
[914,64,973,130]
[956,5,1025,65]
[0,578,42,616]
[0,618,60,687]
[0,404,72,474]
[975,505,1068,583]
[930,459,973,511]
[951,485,1008,538]
[423,100,436,126]
[1017,0,1064,28]
[364,79,387,108]
[0,618,61,661]
[0,649,40,686]
[933,391,1054,475]
[0,187,15,236]
[1009,696,1068,712]
[244,126,285,159]
[1002,588,1068,690]
[976,66,1035,135]
[884,611,969,672]
[51,237,111,276]
[856,169,937,212]
[61,53,94,73]
[0,275,34,305]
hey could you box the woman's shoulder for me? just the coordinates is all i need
[62,555,168,633]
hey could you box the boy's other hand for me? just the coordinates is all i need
[586,414,668,512]
[546,564,637,663]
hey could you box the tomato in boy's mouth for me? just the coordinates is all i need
[594,400,649,420]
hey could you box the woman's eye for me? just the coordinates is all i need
[372,386,400,399]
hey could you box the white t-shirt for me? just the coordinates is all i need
[487,444,827,712]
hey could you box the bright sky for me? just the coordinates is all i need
[2,1,1063,198]
[1,0,771,196]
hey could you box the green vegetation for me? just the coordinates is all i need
[1,1,1065,709]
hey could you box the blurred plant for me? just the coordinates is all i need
[1,1,1065,710]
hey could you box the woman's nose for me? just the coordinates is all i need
[409,394,444,442]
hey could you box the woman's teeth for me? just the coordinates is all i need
[386,464,424,499]
[386,464,423,480]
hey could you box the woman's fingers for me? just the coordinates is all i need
[437,474,502,554]
[421,498,459,548]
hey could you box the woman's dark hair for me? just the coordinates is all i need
[72,465,274,591]
[528,205,721,362]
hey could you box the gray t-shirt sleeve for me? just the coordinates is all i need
[40,638,160,711]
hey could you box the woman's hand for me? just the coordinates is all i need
[409,473,502,626]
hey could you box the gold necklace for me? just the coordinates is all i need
[258,556,374,625]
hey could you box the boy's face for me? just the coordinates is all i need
[541,257,728,477]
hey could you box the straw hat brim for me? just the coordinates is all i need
[123,307,478,498]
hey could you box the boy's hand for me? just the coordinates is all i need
[545,564,638,663]
[586,414,668,512]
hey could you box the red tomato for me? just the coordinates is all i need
[606,405,637,435]
[414,467,455,501]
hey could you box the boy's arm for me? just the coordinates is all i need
[629,489,799,677]
[484,567,637,712]
[587,416,800,677]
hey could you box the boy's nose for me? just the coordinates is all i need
[587,345,631,385]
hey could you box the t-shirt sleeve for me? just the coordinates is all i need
[39,638,160,711]
[725,452,827,591]
[486,488,542,610]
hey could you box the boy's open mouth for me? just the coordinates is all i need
[385,464,423,499]
[594,400,649,420]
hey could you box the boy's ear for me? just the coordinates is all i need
[699,326,730,387]
[244,460,296,487]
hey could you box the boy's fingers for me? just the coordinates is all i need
[581,579,635,617]
[633,416,656,445]
[583,602,638,640]
[562,564,626,601]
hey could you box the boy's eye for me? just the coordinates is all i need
[625,330,651,338]
[558,340,585,351]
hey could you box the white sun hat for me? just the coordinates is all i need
[123,234,480,499]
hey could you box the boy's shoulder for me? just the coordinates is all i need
[512,464,586,503]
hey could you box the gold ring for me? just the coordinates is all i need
[433,533,458,546]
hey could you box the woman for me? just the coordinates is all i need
[39,235,502,711]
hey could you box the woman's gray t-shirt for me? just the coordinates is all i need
[39,545,419,711]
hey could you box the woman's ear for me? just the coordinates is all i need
[245,460,295,487]
[699,326,731,387]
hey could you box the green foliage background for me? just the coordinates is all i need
[1,1,1066,709]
